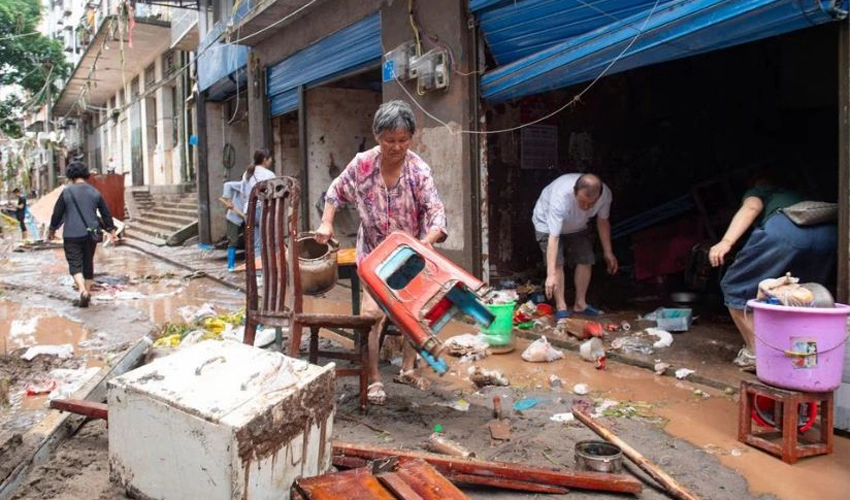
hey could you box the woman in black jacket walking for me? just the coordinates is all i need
[48,162,117,307]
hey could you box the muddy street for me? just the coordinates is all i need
[0,241,243,449]
[2,237,849,500]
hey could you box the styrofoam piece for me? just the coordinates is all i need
[108,340,335,500]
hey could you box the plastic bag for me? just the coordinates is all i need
[521,336,564,362]
[757,273,814,307]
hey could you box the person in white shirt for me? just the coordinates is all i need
[532,173,617,320]
[242,149,276,256]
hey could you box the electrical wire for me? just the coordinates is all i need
[228,0,320,44]
[393,0,664,136]
[0,31,39,41]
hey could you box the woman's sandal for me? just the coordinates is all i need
[367,382,386,405]
[393,369,431,391]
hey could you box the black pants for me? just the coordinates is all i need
[64,237,97,279]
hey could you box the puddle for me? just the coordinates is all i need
[1,302,90,354]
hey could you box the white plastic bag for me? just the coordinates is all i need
[521,336,564,363]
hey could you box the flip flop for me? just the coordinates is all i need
[555,309,571,321]
[574,305,603,316]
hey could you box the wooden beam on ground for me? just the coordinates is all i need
[48,400,108,421]
[332,441,642,495]
[571,400,703,500]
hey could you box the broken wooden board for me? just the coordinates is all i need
[292,457,468,500]
[333,440,642,495]
[488,419,512,441]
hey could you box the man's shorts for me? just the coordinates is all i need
[536,229,595,267]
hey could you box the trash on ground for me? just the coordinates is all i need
[426,432,476,458]
[654,362,671,375]
[655,308,693,332]
[693,389,710,398]
[21,344,74,361]
[610,336,655,356]
[433,398,470,412]
[468,366,509,387]
[579,337,606,369]
[46,367,101,401]
[25,380,57,396]
[521,336,564,362]
[550,412,575,423]
[444,333,490,361]
[513,397,543,411]
[645,328,674,348]
[488,419,513,441]
[549,374,563,388]
[573,383,590,395]
[675,368,695,380]
[592,399,655,419]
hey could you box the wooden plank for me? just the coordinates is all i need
[293,468,395,500]
[572,400,702,500]
[444,472,570,494]
[376,472,426,500]
[332,441,642,495]
[389,458,469,500]
[48,400,108,421]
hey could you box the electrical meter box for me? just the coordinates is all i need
[108,340,335,500]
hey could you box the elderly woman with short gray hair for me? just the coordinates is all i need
[315,99,447,405]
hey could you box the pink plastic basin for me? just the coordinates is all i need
[748,300,850,392]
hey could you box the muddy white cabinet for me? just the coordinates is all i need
[108,340,335,500]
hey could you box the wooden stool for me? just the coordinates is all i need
[738,380,834,464]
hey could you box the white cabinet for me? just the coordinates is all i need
[108,340,335,500]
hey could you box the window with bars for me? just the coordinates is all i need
[145,64,156,87]
[163,51,176,77]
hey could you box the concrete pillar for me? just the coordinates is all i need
[157,80,175,186]
[380,0,479,272]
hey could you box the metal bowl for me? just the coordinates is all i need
[670,292,701,304]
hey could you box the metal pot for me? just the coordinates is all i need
[297,232,339,295]
[574,440,623,474]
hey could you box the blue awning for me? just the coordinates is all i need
[267,13,382,116]
[197,41,250,93]
[472,0,662,65]
[480,0,848,103]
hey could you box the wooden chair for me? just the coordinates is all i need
[243,177,378,410]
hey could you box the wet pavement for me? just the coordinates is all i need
[0,237,243,438]
[2,232,848,500]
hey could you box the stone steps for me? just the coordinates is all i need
[125,189,198,246]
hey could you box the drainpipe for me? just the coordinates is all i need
[837,15,849,303]
[197,90,211,244]
[468,13,485,281]
[298,85,310,232]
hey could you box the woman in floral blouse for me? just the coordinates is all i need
[316,100,447,405]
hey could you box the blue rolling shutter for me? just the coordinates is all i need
[267,13,382,116]
[477,0,848,103]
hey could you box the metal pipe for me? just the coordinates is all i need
[298,85,310,231]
